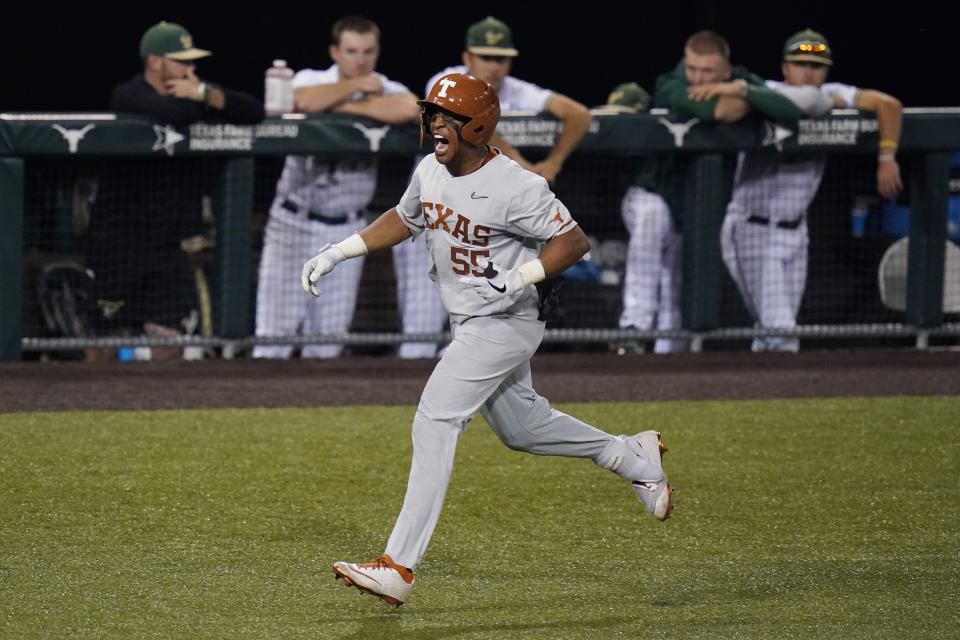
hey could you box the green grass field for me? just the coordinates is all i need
[2,397,958,639]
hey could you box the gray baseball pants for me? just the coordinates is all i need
[384,312,618,570]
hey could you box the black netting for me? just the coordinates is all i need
[19,150,960,360]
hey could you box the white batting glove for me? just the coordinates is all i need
[301,243,346,297]
[459,258,527,302]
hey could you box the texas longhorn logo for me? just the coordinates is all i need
[52,124,95,154]
[658,117,700,147]
[352,122,391,152]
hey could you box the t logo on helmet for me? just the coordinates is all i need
[417,73,501,147]
[437,78,457,98]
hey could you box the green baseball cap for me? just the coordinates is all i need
[783,28,832,65]
[139,21,212,60]
[466,16,518,57]
[606,82,651,113]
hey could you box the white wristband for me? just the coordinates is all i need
[335,233,369,259]
[517,258,546,287]
[878,153,896,163]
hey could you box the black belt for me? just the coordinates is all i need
[281,199,360,225]
[747,214,804,230]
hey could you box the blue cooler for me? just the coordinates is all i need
[881,151,960,241]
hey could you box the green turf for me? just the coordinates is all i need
[1,397,958,638]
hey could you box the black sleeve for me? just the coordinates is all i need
[110,80,207,127]
[216,86,266,124]
[110,77,265,125]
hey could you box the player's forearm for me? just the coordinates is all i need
[713,96,751,122]
[538,226,590,277]
[544,112,591,168]
[874,100,903,150]
[856,90,903,158]
[334,94,420,123]
[669,93,722,120]
[210,87,266,124]
[743,84,804,121]
[294,82,359,113]
[357,208,413,252]
[543,95,590,164]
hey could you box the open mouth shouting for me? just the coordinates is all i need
[433,133,450,155]
[425,106,471,163]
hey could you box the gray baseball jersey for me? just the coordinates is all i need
[389,67,557,358]
[395,150,576,317]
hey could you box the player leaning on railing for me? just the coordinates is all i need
[719,28,903,352]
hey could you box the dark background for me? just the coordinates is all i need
[4,3,954,112]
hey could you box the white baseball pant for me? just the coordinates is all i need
[392,236,447,359]
[253,207,364,358]
[720,204,808,352]
[619,186,688,353]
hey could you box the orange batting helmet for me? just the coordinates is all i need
[417,73,501,146]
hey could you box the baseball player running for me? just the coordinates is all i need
[302,73,674,606]
[720,29,903,351]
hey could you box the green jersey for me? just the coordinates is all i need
[634,62,804,228]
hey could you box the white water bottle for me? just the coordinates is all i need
[265,59,294,114]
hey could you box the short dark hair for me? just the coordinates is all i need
[685,30,731,61]
[331,15,380,47]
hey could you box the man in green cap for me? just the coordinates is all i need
[615,30,808,355]
[424,16,591,185]
[110,20,264,125]
[719,28,903,351]
[602,82,651,114]
[87,22,264,358]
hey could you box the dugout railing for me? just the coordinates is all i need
[1,108,959,360]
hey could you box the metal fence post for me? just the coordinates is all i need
[215,157,254,339]
[907,152,949,327]
[0,158,24,360]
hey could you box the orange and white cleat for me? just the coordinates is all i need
[332,554,415,607]
[632,430,675,521]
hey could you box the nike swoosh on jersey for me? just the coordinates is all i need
[488,281,506,293]
[470,192,488,199]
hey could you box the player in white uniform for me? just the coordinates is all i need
[720,29,903,351]
[253,16,419,358]
[604,82,688,355]
[301,74,673,606]
[617,30,806,355]
[393,16,592,358]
